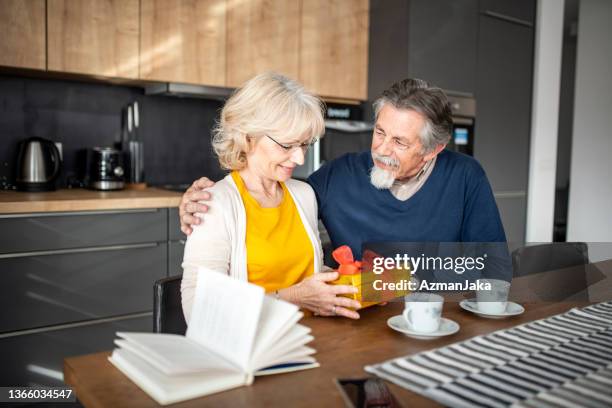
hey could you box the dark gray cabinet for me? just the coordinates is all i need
[168,208,185,276]
[474,15,534,193]
[480,0,536,24]
[169,240,185,276]
[495,195,527,246]
[368,0,479,98]
[407,0,479,94]
[168,208,184,241]
[0,315,152,387]
[0,207,178,386]
[474,9,534,244]
[0,243,166,333]
[0,209,166,254]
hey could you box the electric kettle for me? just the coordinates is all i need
[15,137,62,192]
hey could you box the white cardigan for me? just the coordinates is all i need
[181,173,324,322]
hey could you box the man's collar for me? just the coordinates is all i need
[393,156,436,187]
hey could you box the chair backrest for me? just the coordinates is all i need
[153,275,187,335]
[512,242,589,277]
[511,242,590,301]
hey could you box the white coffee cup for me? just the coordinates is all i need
[403,293,444,333]
[476,279,511,314]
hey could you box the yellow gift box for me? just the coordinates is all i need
[331,268,411,309]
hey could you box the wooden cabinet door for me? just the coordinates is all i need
[140,0,226,86]
[0,0,45,70]
[47,0,139,78]
[300,0,369,100]
[226,0,300,87]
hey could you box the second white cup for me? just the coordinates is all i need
[403,293,444,333]
[476,279,511,314]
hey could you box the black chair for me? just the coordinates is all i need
[153,275,187,335]
[512,242,589,277]
[511,242,590,301]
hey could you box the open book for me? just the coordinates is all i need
[108,268,318,405]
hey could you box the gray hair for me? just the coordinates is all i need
[372,78,452,153]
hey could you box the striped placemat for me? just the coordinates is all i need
[365,301,612,408]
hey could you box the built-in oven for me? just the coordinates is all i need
[446,93,476,156]
[292,103,373,180]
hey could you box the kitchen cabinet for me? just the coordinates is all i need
[495,195,527,246]
[0,315,151,387]
[300,0,369,100]
[369,0,478,97]
[226,0,300,87]
[474,15,533,193]
[47,0,140,78]
[0,209,166,254]
[0,243,166,333]
[168,208,186,275]
[480,0,536,25]
[0,0,46,70]
[0,207,177,386]
[140,0,226,86]
[2,0,371,101]
[406,0,479,95]
[473,12,534,243]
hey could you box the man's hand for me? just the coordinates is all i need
[179,177,216,235]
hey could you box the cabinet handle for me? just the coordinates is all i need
[0,312,153,339]
[0,242,159,259]
[0,208,160,219]
[493,191,526,199]
[482,10,533,28]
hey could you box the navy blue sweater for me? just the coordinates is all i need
[308,150,506,259]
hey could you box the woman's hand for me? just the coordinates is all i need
[282,272,361,319]
[179,177,216,235]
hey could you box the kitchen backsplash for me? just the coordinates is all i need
[0,74,227,189]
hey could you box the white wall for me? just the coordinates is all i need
[525,0,565,242]
[566,0,612,242]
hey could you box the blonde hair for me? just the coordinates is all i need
[212,72,325,170]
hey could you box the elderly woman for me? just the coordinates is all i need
[181,72,361,322]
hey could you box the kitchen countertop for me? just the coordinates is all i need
[0,187,182,214]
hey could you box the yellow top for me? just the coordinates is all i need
[232,171,314,292]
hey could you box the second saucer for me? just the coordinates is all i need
[387,315,460,340]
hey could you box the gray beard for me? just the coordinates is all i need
[370,165,396,189]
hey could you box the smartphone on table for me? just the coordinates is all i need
[335,377,401,408]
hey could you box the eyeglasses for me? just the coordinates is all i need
[373,129,412,151]
[265,134,314,153]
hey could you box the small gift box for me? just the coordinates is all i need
[330,246,411,309]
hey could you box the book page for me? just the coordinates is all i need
[252,324,312,369]
[250,296,301,368]
[109,349,247,405]
[187,268,265,371]
[115,332,239,375]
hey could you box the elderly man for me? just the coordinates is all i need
[180,78,506,258]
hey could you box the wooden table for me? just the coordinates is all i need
[64,300,588,407]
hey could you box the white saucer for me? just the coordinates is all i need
[459,299,525,319]
[387,315,460,339]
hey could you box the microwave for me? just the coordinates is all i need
[446,93,476,156]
